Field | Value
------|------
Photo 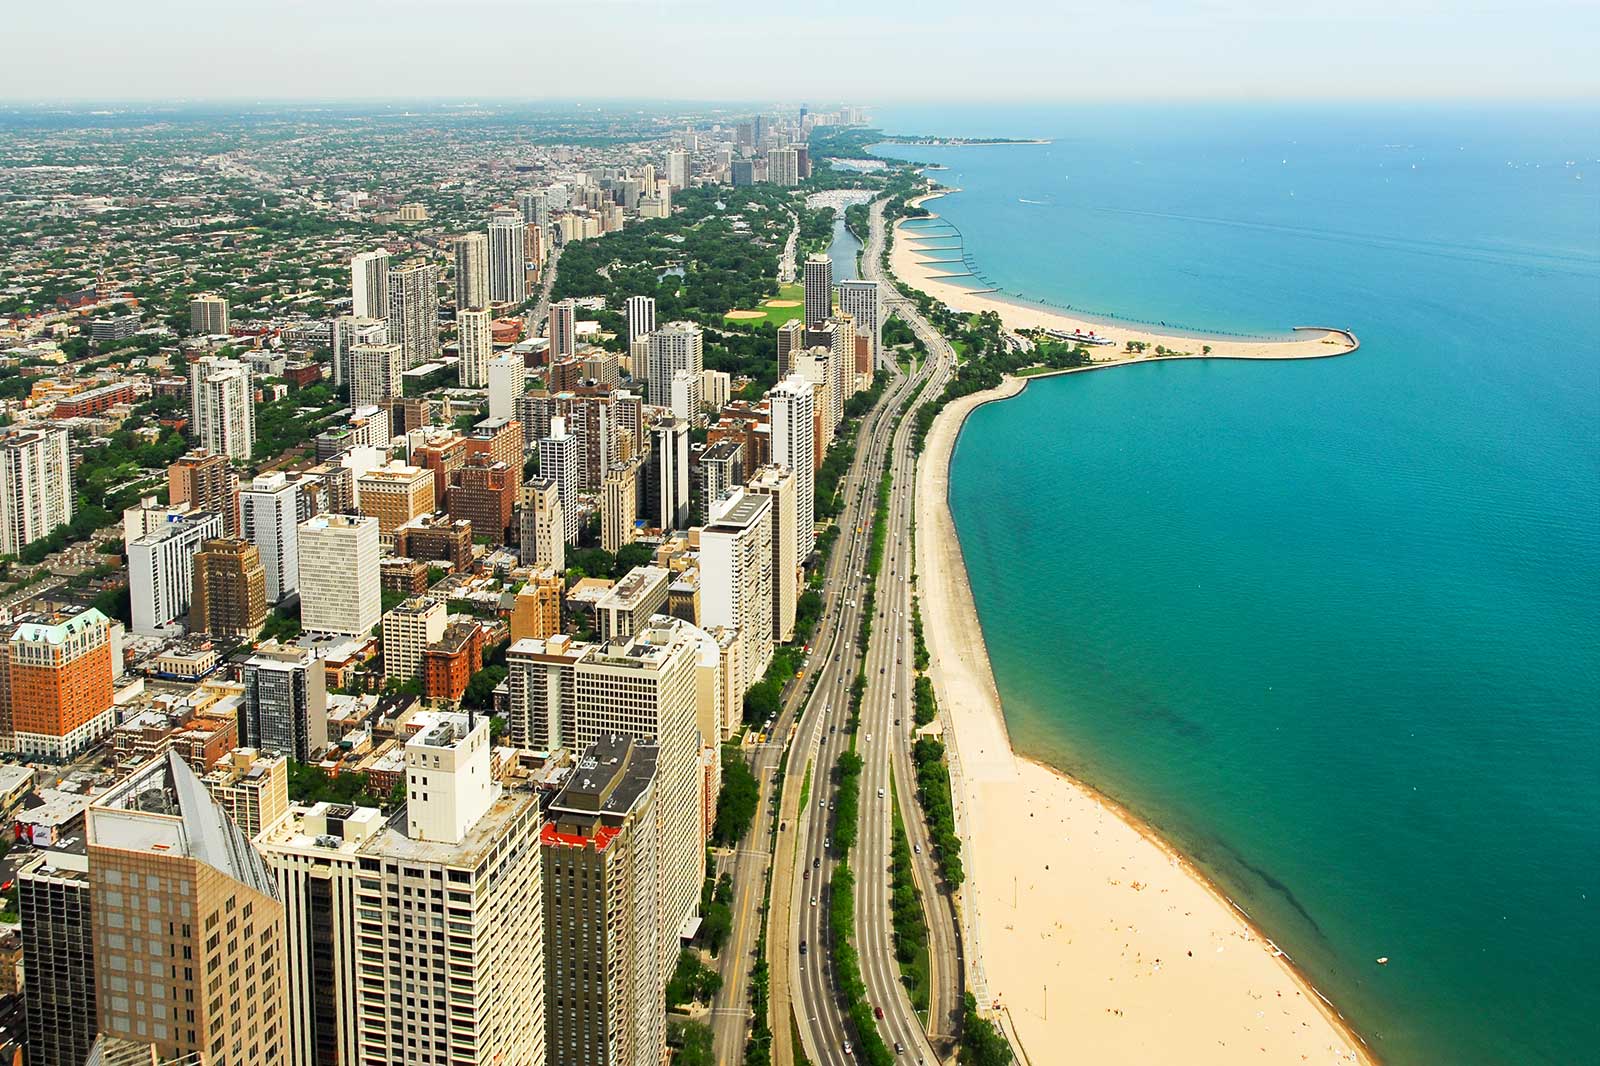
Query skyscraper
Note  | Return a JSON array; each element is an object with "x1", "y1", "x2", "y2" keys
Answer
[
  {"x1": 488, "y1": 352, "x2": 525, "y2": 421},
  {"x1": 549, "y1": 298, "x2": 577, "y2": 360},
  {"x1": 383, "y1": 596, "x2": 447, "y2": 685},
  {"x1": 803, "y1": 253, "x2": 834, "y2": 328},
  {"x1": 240, "y1": 641, "x2": 329, "y2": 762},
  {"x1": 489, "y1": 215, "x2": 528, "y2": 305},
  {"x1": 458, "y1": 307, "x2": 494, "y2": 387},
  {"x1": 770, "y1": 374, "x2": 816, "y2": 573},
  {"x1": 0, "y1": 426, "x2": 73, "y2": 556},
  {"x1": 188, "y1": 293, "x2": 230, "y2": 334},
  {"x1": 349, "y1": 341, "x2": 404, "y2": 407},
  {"x1": 297, "y1": 514, "x2": 381, "y2": 636},
  {"x1": 542, "y1": 736, "x2": 664, "y2": 1066},
  {"x1": 189, "y1": 537, "x2": 268, "y2": 640},
  {"x1": 749, "y1": 465, "x2": 799, "y2": 643},
  {"x1": 626, "y1": 294, "x2": 657, "y2": 346},
  {"x1": 350, "y1": 249, "x2": 391, "y2": 320},
  {"x1": 87, "y1": 751, "x2": 288, "y2": 1066},
  {"x1": 240, "y1": 472, "x2": 304, "y2": 604},
  {"x1": 363, "y1": 714, "x2": 546, "y2": 1065},
  {"x1": 188, "y1": 355, "x2": 256, "y2": 460},
  {"x1": 520, "y1": 478, "x2": 566, "y2": 572},
  {"x1": 452, "y1": 232, "x2": 491, "y2": 310},
  {"x1": 128, "y1": 510, "x2": 223, "y2": 634},
  {"x1": 168, "y1": 450, "x2": 240, "y2": 537},
  {"x1": 4, "y1": 607, "x2": 115, "y2": 761},
  {"x1": 837, "y1": 279, "x2": 882, "y2": 370},
  {"x1": 775, "y1": 318, "x2": 806, "y2": 384},
  {"x1": 602, "y1": 458, "x2": 642, "y2": 553},
  {"x1": 666, "y1": 148, "x2": 689, "y2": 190},
  {"x1": 700, "y1": 489, "x2": 775, "y2": 693},
  {"x1": 386, "y1": 260, "x2": 439, "y2": 368},
  {"x1": 766, "y1": 146, "x2": 800, "y2": 186},
  {"x1": 647, "y1": 321, "x2": 703, "y2": 407},
  {"x1": 538, "y1": 417, "x2": 580, "y2": 545},
  {"x1": 651, "y1": 416, "x2": 691, "y2": 532},
  {"x1": 330, "y1": 313, "x2": 387, "y2": 389},
  {"x1": 519, "y1": 188, "x2": 550, "y2": 228}
]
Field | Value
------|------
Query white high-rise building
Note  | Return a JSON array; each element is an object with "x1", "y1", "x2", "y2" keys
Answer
[
  {"x1": 507, "y1": 618, "x2": 705, "y2": 949},
  {"x1": 549, "y1": 298, "x2": 577, "y2": 360},
  {"x1": 297, "y1": 513, "x2": 381, "y2": 636},
  {"x1": 625, "y1": 295, "x2": 656, "y2": 346},
  {"x1": 669, "y1": 368, "x2": 702, "y2": 427},
  {"x1": 331, "y1": 314, "x2": 387, "y2": 388},
  {"x1": 838, "y1": 279, "x2": 882, "y2": 370},
  {"x1": 700, "y1": 489, "x2": 775, "y2": 694},
  {"x1": 458, "y1": 308, "x2": 494, "y2": 388},
  {"x1": 189, "y1": 355, "x2": 256, "y2": 460},
  {"x1": 381, "y1": 597, "x2": 446, "y2": 684},
  {"x1": 128, "y1": 510, "x2": 223, "y2": 634},
  {"x1": 766, "y1": 146, "x2": 800, "y2": 187},
  {"x1": 748, "y1": 465, "x2": 799, "y2": 643},
  {"x1": 0, "y1": 426, "x2": 73, "y2": 556},
  {"x1": 488, "y1": 352, "x2": 525, "y2": 421},
  {"x1": 261, "y1": 713, "x2": 546, "y2": 1066},
  {"x1": 351, "y1": 249, "x2": 391, "y2": 320},
  {"x1": 489, "y1": 216, "x2": 528, "y2": 305},
  {"x1": 538, "y1": 418, "x2": 580, "y2": 545},
  {"x1": 646, "y1": 322, "x2": 702, "y2": 407},
  {"x1": 240, "y1": 472, "x2": 304, "y2": 604},
  {"x1": 666, "y1": 149, "x2": 689, "y2": 190},
  {"x1": 386, "y1": 261, "x2": 439, "y2": 368},
  {"x1": 803, "y1": 253, "x2": 833, "y2": 328},
  {"x1": 770, "y1": 374, "x2": 816, "y2": 572},
  {"x1": 453, "y1": 232, "x2": 491, "y2": 310},
  {"x1": 350, "y1": 341, "x2": 404, "y2": 407}
]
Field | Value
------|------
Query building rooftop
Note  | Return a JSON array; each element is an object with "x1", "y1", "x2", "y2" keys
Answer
[
  {"x1": 89, "y1": 751, "x2": 276, "y2": 896},
  {"x1": 595, "y1": 566, "x2": 669, "y2": 612}
]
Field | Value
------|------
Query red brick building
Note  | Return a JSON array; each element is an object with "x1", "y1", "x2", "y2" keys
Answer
[{"x1": 422, "y1": 622, "x2": 483, "y2": 701}]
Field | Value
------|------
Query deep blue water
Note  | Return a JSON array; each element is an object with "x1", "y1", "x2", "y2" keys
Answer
[{"x1": 877, "y1": 104, "x2": 1600, "y2": 1066}]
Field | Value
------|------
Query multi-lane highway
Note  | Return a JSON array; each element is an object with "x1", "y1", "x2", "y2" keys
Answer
[
  {"x1": 715, "y1": 190, "x2": 968, "y2": 1066},
  {"x1": 714, "y1": 301, "x2": 929, "y2": 1064},
  {"x1": 849, "y1": 197, "x2": 965, "y2": 1063},
  {"x1": 771, "y1": 195, "x2": 966, "y2": 1066}
]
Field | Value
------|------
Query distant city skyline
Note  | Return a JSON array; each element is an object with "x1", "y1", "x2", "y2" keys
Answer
[{"x1": 2, "y1": 0, "x2": 1595, "y2": 101}]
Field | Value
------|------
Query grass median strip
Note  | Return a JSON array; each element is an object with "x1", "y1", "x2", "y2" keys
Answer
[{"x1": 889, "y1": 769, "x2": 932, "y2": 1018}]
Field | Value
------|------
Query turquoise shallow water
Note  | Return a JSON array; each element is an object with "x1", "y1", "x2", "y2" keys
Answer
[{"x1": 877, "y1": 104, "x2": 1599, "y2": 1066}]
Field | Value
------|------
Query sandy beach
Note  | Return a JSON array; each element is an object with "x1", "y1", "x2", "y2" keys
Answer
[
  {"x1": 914, "y1": 376, "x2": 1378, "y2": 1066},
  {"x1": 893, "y1": 192, "x2": 1357, "y2": 361}
]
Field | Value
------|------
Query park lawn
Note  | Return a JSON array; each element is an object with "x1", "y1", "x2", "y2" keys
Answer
[{"x1": 725, "y1": 282, "x2": 805, "y2": 326}]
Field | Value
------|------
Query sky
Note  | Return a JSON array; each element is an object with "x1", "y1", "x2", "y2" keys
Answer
[{"x1": 3, "y1": 0, "x2": 1596, "y2": 102}]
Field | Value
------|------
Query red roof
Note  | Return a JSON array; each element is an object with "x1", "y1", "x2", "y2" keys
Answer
[{"x1": 540, "y1": 821, "x2": 621, "y2": 852}]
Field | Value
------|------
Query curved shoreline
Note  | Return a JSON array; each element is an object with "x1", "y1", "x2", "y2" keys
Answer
[
  {"x1": 915, "y1": 367, "x2": 1379, "y2": 1066},
  {"x1": 895, "y1": 190, "x2": 1360, "y2": 359}
]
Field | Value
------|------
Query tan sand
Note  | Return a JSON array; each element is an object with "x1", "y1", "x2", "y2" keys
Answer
[
  {"x1": 915, "y1": 377, "x2": 1378, "y2": 1066},
  {"x1": 725, "y1": 309, "x2": 766, "y2": 320},
  {"x1": 894, "y1": 192, "x2": 1357, "y2": 361},
  {"x1": 763, "y1": 299, "x2": 802, "y2": 307}
]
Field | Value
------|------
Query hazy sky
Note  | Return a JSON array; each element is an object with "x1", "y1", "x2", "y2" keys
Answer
[{"x1": 5, "y1": 0, "x2": 1595, "y2": 102}]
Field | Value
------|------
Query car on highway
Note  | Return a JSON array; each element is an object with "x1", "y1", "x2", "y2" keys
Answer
[
  {"x1": 813, "y1": 856, "x2": 821, "y2": 867},
  {"x1": 800, "y1": 940, "x2": 807, "y2": 955},
  {"x1": 913, "y1": 843, "x2": 921, "y2": 854},
  {"x1": 874, "y1": 1005, "x2": 884, "y2": 1020},
  {"x1": 877, "y1": 787, "x2": 885, "y2": 798},
  {"x1": 895, "y1": 1040, "x2": 905, "y2": 1054},
  {"x1": 843, "y1": 1042, "x2": 853, "y2": 1055},
  {"x1": 810, "y1": 896, "x2": 817, "y2": 907}
]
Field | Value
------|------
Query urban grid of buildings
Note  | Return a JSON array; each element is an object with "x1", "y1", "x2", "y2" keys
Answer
[{"x1": 0, "y1": 101, "x2": 885, "y2": 1065}]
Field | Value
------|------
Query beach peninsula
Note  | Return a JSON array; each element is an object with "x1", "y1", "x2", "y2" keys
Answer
[{"x1": 894, "y1": 191, "x2": 1357, "y2": 361}]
